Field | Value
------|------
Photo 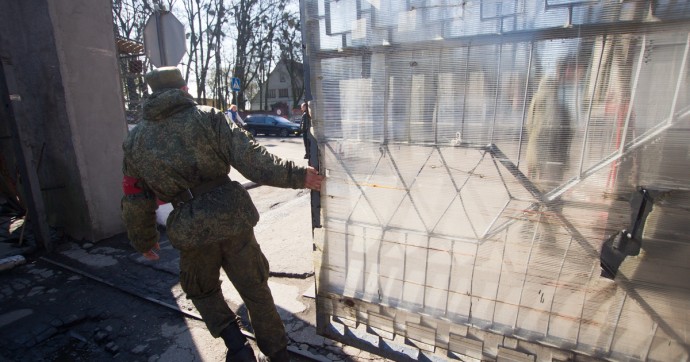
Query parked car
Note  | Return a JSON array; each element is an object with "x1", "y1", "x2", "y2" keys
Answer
[
  {"x1": 290, "y1": 115, "x2": 303, "y2": 126},
  {"x1": 244, "y1": 114, "x2": 301, "y2": 137}
]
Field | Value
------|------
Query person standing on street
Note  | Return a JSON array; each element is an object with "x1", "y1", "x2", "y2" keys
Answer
[
  {"x1": 121, "y1": 67, "x2": 324, "y2": 362},
  {"x1": 300, "y1": 102, "x2": 311, "y2": 159}
]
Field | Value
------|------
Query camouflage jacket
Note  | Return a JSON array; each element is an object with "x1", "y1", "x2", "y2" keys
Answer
[{"x1": 122, "y1": 89, "x2": 306, "y2": 252}]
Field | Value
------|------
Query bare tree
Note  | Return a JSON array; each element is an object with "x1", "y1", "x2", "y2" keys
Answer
[
  {"x1": 230, "y1": 0, "x2": 288, "y2": 110},
  {"x1": 181, "y1": 0, "x2": 212, "y2": 103},
  {"x1": 113, "y1": 0, "x2": 151, "y2": 40},
  {"x1": 179, "y1": 0, "x2": 236, "y2": 108},
  {"x1": 112, "y1": 0, "x2": 181, "y2": 97},
  {"x1": 116, "y1": 0, "x2": 299, "y2": 113},
  {"x1": 113, "y1": 0, "x2": 178, "y2": 42},
  {"x1": 277, "y1": 11, "x2": 303, "y2": 109},
  {"x1": 256, "y1": 29, "x2": 276, "y2": 111},
  {"x1": 242, "y1": 5, "x2": 302, "y2": 111},
  {"x1": 207, "y1": 0, "x2": 229, "y2": 108},
  {"x1": 211, "y1": 52, "x2": 235, "y2": 110},
  {"x1": 112, "y1": 0, "x2": 154, "y2": 118}
]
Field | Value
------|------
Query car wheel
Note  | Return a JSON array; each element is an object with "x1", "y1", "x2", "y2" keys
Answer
[
  {"x1": 280, "y1": 129, "x2": 288, "y2": 137},
  {"x1": 249, "y1": 129, "x2": 257, "y2": 137}
]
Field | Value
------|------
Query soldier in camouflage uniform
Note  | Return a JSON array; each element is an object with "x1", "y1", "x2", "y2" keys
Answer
[{"x1": 121, "y1": 67, "x2": 324, "y2": 362}]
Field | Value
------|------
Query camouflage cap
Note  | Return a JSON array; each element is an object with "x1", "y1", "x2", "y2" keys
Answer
[{"x1": 145, "y1": 66, "x2": 186, "y2": 91}]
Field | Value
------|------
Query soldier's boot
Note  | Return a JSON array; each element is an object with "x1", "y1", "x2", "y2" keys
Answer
[
  {"x1": 220, "y1": 322, "x2": 256, "y2": 362},
  {"x1": 260, "y1": 347, "x2": 290, "y2": 362},
  {"x1": 272, "y1": 347, "x2": 291, "y2": 362}
]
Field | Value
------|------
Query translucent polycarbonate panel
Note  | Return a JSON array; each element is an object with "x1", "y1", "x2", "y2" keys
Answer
[
  {"x1": 305, "y1": 1, "x2": 690, "y2": 360},
  {"x1": 309, "y1": 1, "x2": 690, "y2": 50}
]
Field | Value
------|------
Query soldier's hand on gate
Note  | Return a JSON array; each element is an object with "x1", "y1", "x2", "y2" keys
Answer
[
  {"x1": 305, "y1": 166, "x2": 325, "y2": 191},
  {"x1": 142, "y1": 242, "x2": 161, "y2": 261}
]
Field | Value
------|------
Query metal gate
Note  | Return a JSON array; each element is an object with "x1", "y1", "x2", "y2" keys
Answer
[{"x1": 302, "y1": 1, "x2": 690, "y2": 360}]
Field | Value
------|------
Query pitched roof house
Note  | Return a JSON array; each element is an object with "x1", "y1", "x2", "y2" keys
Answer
[{"x1": 249, "y1": 58, "x2": 304, "y2": 115}]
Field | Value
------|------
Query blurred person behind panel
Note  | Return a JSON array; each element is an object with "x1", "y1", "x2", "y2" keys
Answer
[
  {"x1": 300, "y1": 102, "x2": 311, "y2": 159},
  {"x1": 121, "y1": 67, "x2": 324, "y2": 362},
  {"x1": 525, "y1": 56, "x2": 578, "y2": 193}
]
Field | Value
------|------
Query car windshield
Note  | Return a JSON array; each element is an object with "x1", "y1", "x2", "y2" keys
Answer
[
  {"x1": 246, "y1": 115, "x2": 294, "y2": 125},
  {"x1": 270, "y1": 116, "x2": 292, "y2": 125}
]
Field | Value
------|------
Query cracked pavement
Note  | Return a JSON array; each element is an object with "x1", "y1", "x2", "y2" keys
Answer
[{"x1": 0, "y1": 197, "x2": 382, "y2": 361}]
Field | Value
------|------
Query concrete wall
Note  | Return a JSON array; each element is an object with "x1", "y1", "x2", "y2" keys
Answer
[{"x1": 0, "y1": 0, "x2": 127, "y2": 242}]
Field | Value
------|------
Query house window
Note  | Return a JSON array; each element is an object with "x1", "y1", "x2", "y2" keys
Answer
[
  {"x1": 279, "y1": 88, "x2": 288, "y2": 98},
  {"x1": 280, "y1": 74, "x2": 286, "y2": 82},
  {"x1": 268, "y1": 89, "x2": 276, "y2": 98}
]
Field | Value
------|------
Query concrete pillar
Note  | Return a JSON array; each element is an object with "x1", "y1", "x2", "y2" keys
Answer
[{"x1": 0, "y1": 0, "x2": 127, "y2": 243}]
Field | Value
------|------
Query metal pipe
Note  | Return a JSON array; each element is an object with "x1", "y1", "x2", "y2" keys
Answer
[
  {"x1": 489, "y1": 42, "x2": 503, "y2": 143},
  {"x1": 516, "y1": 41, "x2": 535, "y2": 169},
  {"x1": 668, "y1": 33, "x2": 690, "y2": 126},
  {"x1": 618, "y1": 34, "x2": 647, "y2": 154},
  {"x1": 578, "y1": 34, "x2": 607, "y2": 177}
]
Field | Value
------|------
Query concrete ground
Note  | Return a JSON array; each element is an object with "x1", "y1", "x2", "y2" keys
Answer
[{"x1": 0, "y1": 136, "x2": 387, "y2": 362}]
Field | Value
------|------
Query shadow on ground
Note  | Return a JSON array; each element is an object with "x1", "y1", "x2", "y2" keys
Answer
[{"x1": 0, "y1": 229, "x2": 375, "y2": 361}]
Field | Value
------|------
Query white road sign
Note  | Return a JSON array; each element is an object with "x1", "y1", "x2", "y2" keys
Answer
[{"x1": 143, "y1": 11, "x2": 186, "y2": 67}]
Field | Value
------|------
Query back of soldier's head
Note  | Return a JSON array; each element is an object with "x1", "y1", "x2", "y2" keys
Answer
[{"x1": 145, "y1": 67, "x2": 186, "y2": 92}]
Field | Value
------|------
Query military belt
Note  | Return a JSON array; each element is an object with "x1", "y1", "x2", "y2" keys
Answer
[{"x1": 171, "y1": 175, "x2": 231, "y2": 209}]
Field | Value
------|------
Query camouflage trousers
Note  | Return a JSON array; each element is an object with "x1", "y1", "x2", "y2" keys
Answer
[{"x1": 178, "y1": 228, "x2": 288, "y2": 356}]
